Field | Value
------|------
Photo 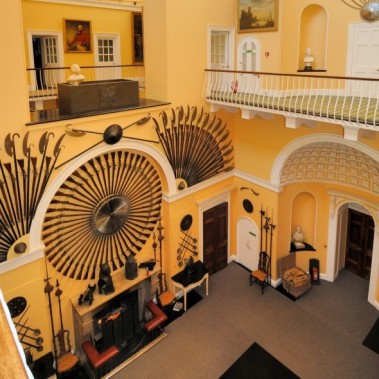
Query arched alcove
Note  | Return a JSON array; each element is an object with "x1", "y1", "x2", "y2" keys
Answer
[
  {"x1": 299, "y1": 4, "x2": 327, "y2": 70},
  {"x1": 291, "y1": 192, "x2": 316, "y2": 247}
]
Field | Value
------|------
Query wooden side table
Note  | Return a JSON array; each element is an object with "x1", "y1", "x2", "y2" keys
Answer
[{"x1": 171, "y1": 261, "x2": 209, "y2": 311}]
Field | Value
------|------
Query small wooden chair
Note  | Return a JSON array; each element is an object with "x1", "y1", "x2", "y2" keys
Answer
[
  {"x1": 250, "y1": 251, "x2": 271, "y2": 294},
  {"x1": 53, "y1": 329, "x2": 80, "y2": 378},
  {"x1": 157, "y1": 272, "x2": 175, "y2": 307}
]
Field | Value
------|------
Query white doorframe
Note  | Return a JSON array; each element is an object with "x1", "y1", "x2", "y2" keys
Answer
[
  {"x1": 346, "y1": 22, "x2": 379, "y2": 77},
  {"x1": 197, "y1": 191, "x2": 231, "y2": 264},
  {"x1": 93, "y1": 33, "x2": 121, "y2": 80},
  {"x1": 327, "y1": 190, "x2": 379, "y2": 310},
  {"x1": 26, "y1": 30, "x2": 64, "y2": 90},
  {"x1": 207, "y1": 25, "x2": 235, "y2": 70},
  {"x1": 237, "y1": 35, "x2": 261, "y2": 72}
]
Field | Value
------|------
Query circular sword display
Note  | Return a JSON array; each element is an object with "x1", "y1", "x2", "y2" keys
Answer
[{"x1": 42, "y1": 151, "x2": 162, "y2": 280}]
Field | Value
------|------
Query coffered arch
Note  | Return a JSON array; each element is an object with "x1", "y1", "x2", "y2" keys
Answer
[{"x1": 272, "y1": 134, "x2": 379, "y2": 196}]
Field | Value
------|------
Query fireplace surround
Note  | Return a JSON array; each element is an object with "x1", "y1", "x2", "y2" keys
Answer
[{"x1": 70, "y1": 266, "x2": 160, "y2": 363}]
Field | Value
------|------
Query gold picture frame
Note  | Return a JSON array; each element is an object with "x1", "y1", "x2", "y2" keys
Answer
[
  {"x1": 238, "y1": 0, "x2": 279, "y2": 33},
  {"x1": 64, "y1": 19, "x2": 92, "y2": 52}
]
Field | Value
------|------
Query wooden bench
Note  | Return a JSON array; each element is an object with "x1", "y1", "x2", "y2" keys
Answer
[
  {"x1": 144, "y1": 300, "x2": 168, "y2": 338},
  {"x1": 81, "y1": 340, "x2": 119, "y2": 379}
]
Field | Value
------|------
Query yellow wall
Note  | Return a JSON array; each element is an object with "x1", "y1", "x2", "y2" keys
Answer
[
  {"x1": 22, "y1": 0, "x2": 135, "y2": 69},
  {"x1": 281, "y1": 0, "x2": 361, "y2": 75}
]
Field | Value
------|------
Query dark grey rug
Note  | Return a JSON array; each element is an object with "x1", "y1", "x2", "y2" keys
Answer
[
  {"x1": 363, "y1": 317, "x2": 379, "y2": 355},
  {"x1": 163, "y1": 290, "x2": 203, "y2": 325},
  {"x1": 220, "y1": 342, "x2": 300, "y2": 379}
]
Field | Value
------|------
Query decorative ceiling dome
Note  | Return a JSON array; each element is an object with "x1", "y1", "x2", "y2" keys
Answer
[{"x1": 281, "y1": 142, "x2": 379, "y2": 194}]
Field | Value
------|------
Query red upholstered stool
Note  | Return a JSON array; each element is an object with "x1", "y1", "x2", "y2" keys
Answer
[
  {"x1": 144, "y1": 300, "x2": 168, "y2": 340},
  {"x1": 81, "y1": 340, "x2": 119, "y2": 379}
]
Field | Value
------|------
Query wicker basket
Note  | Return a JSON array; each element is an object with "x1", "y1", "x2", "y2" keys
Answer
[{"x1": 277, "y1": 253, "x2": 311, "y2": 298}]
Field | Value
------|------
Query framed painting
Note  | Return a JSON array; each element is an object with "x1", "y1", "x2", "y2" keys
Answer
[
  {"x1": 133, "y1": 13, "x2": 144, "y2": 63},
  {"x1": 64, "y1": 19, "x2": 92, "y2": 52},
  {"x1": 238, "y1": 0, "x2": 279, "y2": 33}
]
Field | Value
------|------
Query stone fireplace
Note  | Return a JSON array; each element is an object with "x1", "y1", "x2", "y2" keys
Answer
[{"x1": 70, "y1": 267, "x2": 159, "y2": 362}]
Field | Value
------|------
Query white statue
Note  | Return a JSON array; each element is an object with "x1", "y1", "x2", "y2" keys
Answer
[
  {"x1": 303, "y1": 48, "x2": 314, "y2": 70},
  {"x1": 292, "y1": 225, "x2": 305, "y2": 249},
  {"x1": 67, "y1": 64, "x2": 85, "y2": 86}
]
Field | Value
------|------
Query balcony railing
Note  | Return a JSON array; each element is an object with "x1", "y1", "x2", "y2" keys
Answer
[
  {"x1": 27, "y1": 64, "x2": 145, "y2": 102},
  {"x1": 203, "y1": 69, "x2": 379, "y2": 134}
]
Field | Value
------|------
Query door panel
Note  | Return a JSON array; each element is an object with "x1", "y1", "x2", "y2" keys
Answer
[
  {"x1": 203, "y1": 202, "x2": 228, "y2": 275},
  {"x1": 348, "y1": 24, "x2": 379, "y2": 96},
  {"x1": 345, "y1": 209, "x2": 374, "y2": 279},
  {"x1": 42, "y1": 36, "x2": 61, "y2": 88},
  {"x1": 94, "y1": 34, "x2": 121, "y2": 80}
]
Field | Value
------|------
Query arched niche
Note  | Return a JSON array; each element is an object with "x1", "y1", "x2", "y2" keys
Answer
[
  {"x1": 291, "y1": 192, "x2": 316, "y2": 247},
  {"x1": 298, "y1": 4, "x2": 327, "y2": 71}
]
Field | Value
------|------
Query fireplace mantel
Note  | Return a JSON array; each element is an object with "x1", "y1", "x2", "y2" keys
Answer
[{"x1": 70, "y1": 266, "x2": 160, "y2": 360}]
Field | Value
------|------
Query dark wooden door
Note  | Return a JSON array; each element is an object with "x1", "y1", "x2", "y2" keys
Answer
[
  {"x1": 345, "y1": 209, "x2": 374, "y2": 279},
  {"x1": 203, "y1": 202, "x2": 228, "y2": 275}
]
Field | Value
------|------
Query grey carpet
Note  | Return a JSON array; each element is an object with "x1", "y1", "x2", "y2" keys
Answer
[{"x1": 110, "y1": 262, "x2": 379, "y2": 379}]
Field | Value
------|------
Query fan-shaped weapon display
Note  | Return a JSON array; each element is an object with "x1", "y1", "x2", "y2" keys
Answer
[
  {"x1": 42, "y1": 151, "x2": 162, "y2": 280},
  {"x1": 153, "y1": 106, "x2": 234, "y2": 188}
]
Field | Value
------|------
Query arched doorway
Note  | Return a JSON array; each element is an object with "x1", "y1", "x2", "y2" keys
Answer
[
  {"x1": 237, "y1": 35, "x2": 261, "y2": 90},
  {"x1": 327, "y1": 192, "x2": 379, "y2": 306},
  {"x1": 237, "y1": 217, "x2": 259, "y2": 271}
]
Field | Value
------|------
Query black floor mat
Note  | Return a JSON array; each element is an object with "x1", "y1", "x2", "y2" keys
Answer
[
  {"x1": 363, "y1": 317, "x2": 379, "y2": 355},
  {"x1": 163, "y1": 290, "x2": 203, "y2": 325},
  {"x1": 220, "y1": 342, "x2": 300, "y2": 379}
]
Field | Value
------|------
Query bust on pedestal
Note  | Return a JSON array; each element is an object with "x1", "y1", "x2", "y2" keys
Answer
[
  {"x1": 67, "y1": 64, "x2": 85, "y2": 86},
  {"x1": 292, "y1": 225, "x2": 305, "y2": 249},
  {"x1": 303, "y1": 48, "x2": 314, "y2": 71}
]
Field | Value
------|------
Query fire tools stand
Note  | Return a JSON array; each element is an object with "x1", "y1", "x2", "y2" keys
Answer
[{"x1": 259, "y1": 205, "x2": 276, "y2": 285}]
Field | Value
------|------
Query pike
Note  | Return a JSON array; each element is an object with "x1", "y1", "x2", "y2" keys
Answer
[
  {"x1": 4, "y1": 133, "x2": 25, "y2": 235},
  {"x1": 22, "y1": 132, "x2": 32, "y2": 232},
  {"x1": 34, "y1": 133, "x2": 65, "y2": 209},
  {"x1": 1, "y1": 161, "x2": 22, "y2": 237},
  {"x1": 181, "y1": 115, "x2": 220, "y2": 183},
  {"x1": 29, "y1": 132, "x2": 53, "y2": 229},
  {"x1": 27, "y1": 156, "x2": 38, "y2": 229},
  {"x1": 0, "y1": 189, "x2": 19, "y2": 241},
  {"x1": 187, "y1": 120, "x2": 226, "y2": 177}
]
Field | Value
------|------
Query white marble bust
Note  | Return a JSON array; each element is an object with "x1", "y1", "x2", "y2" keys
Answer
[
  {"x1": 67, "y1": 63, "x2": 85, "y2": 86},
  {"x1": 303, "y1": 48, "x2": 314, "y2": 70},
  {"x1": 292, "y1": 225, "x2": 305, "y2": 249}
]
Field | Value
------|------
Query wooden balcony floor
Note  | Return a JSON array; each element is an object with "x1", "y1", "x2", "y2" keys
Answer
[{"x1": 27, "y1": 98, "x2": 170, "y2": 126}]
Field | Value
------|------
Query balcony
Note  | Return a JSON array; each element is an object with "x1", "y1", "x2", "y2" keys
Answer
[
  {"x1": 26, "y1": 64, "x2": 169, "y2": 125},
  {"x1": 203, "y1": 69, "x2": 379, "y2": 141}
]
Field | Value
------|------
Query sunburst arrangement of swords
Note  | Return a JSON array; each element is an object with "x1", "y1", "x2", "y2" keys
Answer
[
  {"x1": 0, "y1": 132, "x2": 65, "y2": 262},
  {"x1": 153, "y1": 106, "x2": 234, "y2": 188},
  {"x1": 42, "y1": 151, "x2": 162, "y2": 280}
]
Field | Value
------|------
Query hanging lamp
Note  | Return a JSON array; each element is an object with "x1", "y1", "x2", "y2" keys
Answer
[{"x1": 341, "y1": 0, "x2": 379, "y2": 21}]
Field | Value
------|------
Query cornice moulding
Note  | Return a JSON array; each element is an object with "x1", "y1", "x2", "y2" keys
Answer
[{"x1": 26, "y1": 0, "x2": 142, "y2": 12}]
